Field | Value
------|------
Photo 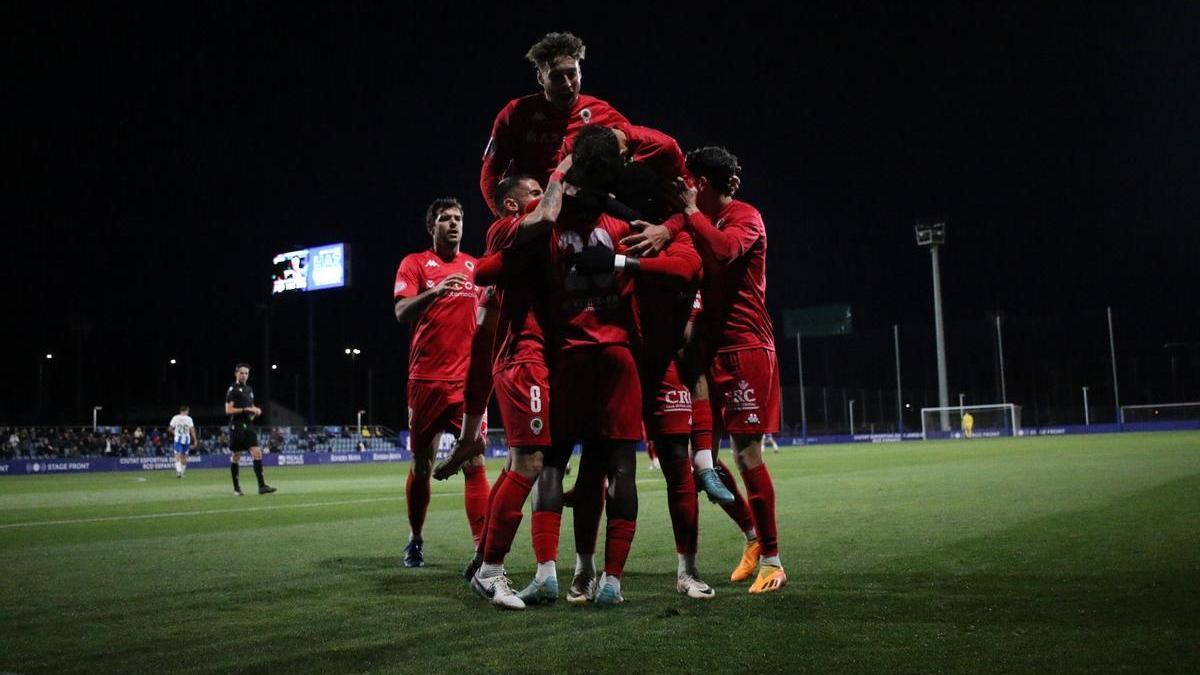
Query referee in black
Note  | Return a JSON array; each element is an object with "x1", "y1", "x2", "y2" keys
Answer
[{"x1": 225, "y1": 363, "x2": 276, "y2": 495}]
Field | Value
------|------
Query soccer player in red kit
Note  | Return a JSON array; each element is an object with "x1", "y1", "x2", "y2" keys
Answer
[
  {"x1": 672, "y1": 147, "x2": 787, "y2": 594},
  {"x1": 480, "y1": 32, "x2": 628, "y2": 214},
  {"x1": 393, "y1": 198, "x2": 489, "y2": 569},
  {"x1": 465, "y1": 160, "x2": 571, "y2": 610},
  {"x1": 554, "y1": 126, "x2": 708, "y2": 604}
]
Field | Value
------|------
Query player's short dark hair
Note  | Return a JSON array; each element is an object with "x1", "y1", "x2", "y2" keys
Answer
[
  {"x1": 492, "y1": 175, "x2": 535, "y2": 212},
  {"x1": 526, "y1": 32, "x2": 585, "y2": 68},
  {"x1": 568, "y1": 125, "x2": 622, "y2": 192},
  {"x1": 685, "y1": 146, "x2": 742, "y2": 195},
  {"x1": 180, "y1": 404, "x2": 189, "y2": 412},
  {"x1": 234, "y1": 362, "x2": 250, "y2": 371},
  {"x1": 425, "y1": 198, "x2": 463, "y2": 232}
]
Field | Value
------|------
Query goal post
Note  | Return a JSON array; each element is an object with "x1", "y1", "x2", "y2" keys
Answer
[
  {"x1": 920, "y1": 403, "x2": 1021, "y2": 440},
  {"x1": 1119, "y1": 402, "x2": 1200, "y2": 424}
]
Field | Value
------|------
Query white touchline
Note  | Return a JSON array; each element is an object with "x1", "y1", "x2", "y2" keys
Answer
[{"x1": 1, "y1": 478, "x2": 671, "y2": 529}]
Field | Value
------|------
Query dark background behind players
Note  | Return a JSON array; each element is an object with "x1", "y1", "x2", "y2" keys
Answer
[{"x1": 7, "y1": 4, "x2": 1199, "y2": 427}]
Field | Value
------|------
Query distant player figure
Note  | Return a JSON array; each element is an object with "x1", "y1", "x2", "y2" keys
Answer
[
  {"x1": 480, "y1": 32, "x2": 628, "y2": 214},
  {"x1": 961, "y1": 412, "x2": 975, "y2": 439},
  {"x1": 764, "y1": 433, "x2": 780, "y2": 453},
  {"x1": 393, "y1": 198, "x2": 489, "y2": 569},
  {"x1": 225, "y1": 363, "x2": 275, "y2": 496},
  {"x1": 168, "y1": 405, "x2": 196, "y2": 478}
]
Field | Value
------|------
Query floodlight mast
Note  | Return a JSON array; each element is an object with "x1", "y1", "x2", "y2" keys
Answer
[{"x1": 915, "y1": 221, "x2": 950, "y2": 431}]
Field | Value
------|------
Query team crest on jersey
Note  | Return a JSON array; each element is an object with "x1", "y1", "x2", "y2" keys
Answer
[
  {"x1": 425, "y1": 259, "x2": 439, "y2": 267},
  {"x1": 465, "y1": 261, "x2": 475, "y2": 270},
  {"x1": 530, "y1": 417, "x2": 544, "y2": 435},
  {"x1": 580, "y1": 108, "x2": 592, "y2": 123}
]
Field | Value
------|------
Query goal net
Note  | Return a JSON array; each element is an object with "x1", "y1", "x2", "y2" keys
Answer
[
  {"x1": 1120, "y1": 402, "x2": 1200, "y2": 424},
  {"x1": 920, "y1": 403, "x2": 1021, "y2": 440}
]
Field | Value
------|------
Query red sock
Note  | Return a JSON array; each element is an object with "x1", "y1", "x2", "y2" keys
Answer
[
  {"x1": 483, "y1": 471, "x2": 533, "y2": 564},
  {"x1": 462, "y1": 464, "x2": 490, "y2": 548},
  {"x1": 572, "y1": 462, "x2": 607, "y2": 556},
  {"x1": 741, "y1": 463, "x2": 779, "y2": 557},
  {"x1": 405, "y1": 468, "x2": 431, "y2": 537},
  {"x1": 660, "y1": 454, "x2": 699, "y2": 554},
  {"x1": 475, "y1": 469, "x2": 507, "y2": 554},
  {"x1": 531, "y1": 511, "x2": 561, "y2": 563},
  {"x1": 691, "y1": 400, "x2": 713, "y2": 452},
  {"x1": 715, "y1": 459, "x2": 756, "y2": 535},
  {"x1": 603, "y1": 518, "x2": 637, "y2": 577}
]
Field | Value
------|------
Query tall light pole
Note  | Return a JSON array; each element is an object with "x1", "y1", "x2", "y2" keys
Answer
[
  {"x1": 344, "y1": 348, "x2": 361, "y2": 423},
  {"x1": 916, "y1": 222, "x2": 950, "y2": 431},
  {"x1": 92, "y1": 406, "x2": 103, "y2": 432},
  {"x1": 38, "y1": 353, "x2": 54, "y2": 422}
]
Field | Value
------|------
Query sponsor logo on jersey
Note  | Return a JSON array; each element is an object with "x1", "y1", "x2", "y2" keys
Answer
[
  {"x1": 530, "y1": 417, "x2": 544, "y2": 435},
  {"x1": 663, "y1": 388, "x2": 693, "y2": 412}
]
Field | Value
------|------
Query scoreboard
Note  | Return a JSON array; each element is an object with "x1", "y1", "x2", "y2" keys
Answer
[{"x1": 272, "y1": 243, "x2": 349, "y2": 295}]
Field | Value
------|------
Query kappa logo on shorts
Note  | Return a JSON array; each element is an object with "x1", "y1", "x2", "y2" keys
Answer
[
  {"x1": 747, "y1": 413, "x2": 761, "y2": 425},
  {"x1": 530, "y1": 417, "x2": 544, "y2": 435}
]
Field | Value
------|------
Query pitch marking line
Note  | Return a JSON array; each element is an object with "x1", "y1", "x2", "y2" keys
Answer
[{"x1": 0, "y1": 477, "x2": 669, "y2": 529}]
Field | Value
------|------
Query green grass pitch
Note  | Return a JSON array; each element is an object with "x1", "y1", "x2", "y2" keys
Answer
[{"x1": 2, "y1": 432, "x2": 1198, "y2": 673}]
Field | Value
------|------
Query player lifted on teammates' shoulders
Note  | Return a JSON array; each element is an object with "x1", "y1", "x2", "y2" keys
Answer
[
  {"x1": 168, "y1": 405, "x2": 196, "y2": 479},
  {"x1": 671, "y1": 147, "x2": 787, "y2": 594},
  {"x1": 393, "y1": 199, "x2": 490, "y2": 569},
  {"x1": 480, "y1": 32, "x2": 628, "y2": 214},
  {"x1": 225, "y1": 363, "x2": 275, "y2": 496}
]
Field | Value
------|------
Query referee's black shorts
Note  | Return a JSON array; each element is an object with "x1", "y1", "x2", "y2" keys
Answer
[{"x1": 230, "y1": 426, "x2": 258, "y2": 453}]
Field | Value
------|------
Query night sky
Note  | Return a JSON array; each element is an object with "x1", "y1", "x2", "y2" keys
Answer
[{"x1": 7, "y1": 3, "x2": 1199, "y2": 427}]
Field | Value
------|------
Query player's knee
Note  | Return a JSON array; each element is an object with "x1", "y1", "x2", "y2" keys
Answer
[{"x1": 411, "y1": 455, "x2": 434, "y2": 478}]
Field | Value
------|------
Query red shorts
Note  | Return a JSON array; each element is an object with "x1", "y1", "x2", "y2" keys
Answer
[
  {"x1": 494, "y1": 361, "x2": 552, "y2": 449},
  {"x1": 708, "y1": 347, "x2": 780, "y2": 435},
  {"x1": 407, "y1": 379, "x2": 479, "y2": 455},
  {"x1": 552, "y1": 345, "x2": 643, "y2": 443},
  {"x1": 642, "y1": 357, "x2": 694, "y2": 438}
]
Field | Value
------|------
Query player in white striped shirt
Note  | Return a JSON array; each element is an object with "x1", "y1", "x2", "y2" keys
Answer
[{"x1": 168, "y1": 405, "x2": 197, "y2": 478}]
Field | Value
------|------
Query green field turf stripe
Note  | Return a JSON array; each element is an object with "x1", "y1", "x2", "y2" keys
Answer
[{"x1": 0, "y1": 495, "x2": 420, "y2": 529}]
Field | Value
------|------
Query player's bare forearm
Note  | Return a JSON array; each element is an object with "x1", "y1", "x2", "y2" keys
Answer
[
  {"x1": 514, "y1": 181, "x2": 563, "y2": 245},
  {"x1": 393, "y1": 290, "x2": 438, "y2": 323}
]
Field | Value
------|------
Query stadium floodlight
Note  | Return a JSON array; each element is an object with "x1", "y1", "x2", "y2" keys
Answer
[
  {"x1": 921, "y1": 403, "x2": 1021, "y2": 440},
  {"x1": 271, "y1": 364, "x2": 278, "y2": 370},
  {"x1": 45, "y1": 353, "x2": 53, "y2": 360},
  {"x1": 915, "y1": 220, "x2": 950, "y2": 431},
  {"x1": 169, "y1": 358, "x2": 177, "y2": 365}
]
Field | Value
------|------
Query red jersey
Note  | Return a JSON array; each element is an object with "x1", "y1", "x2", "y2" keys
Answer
[
  {"x1": 393, "y1": 250, "x2": 481, "y2": 381},
  {"x1": 550, "y1": 209, "x2": 638, "y2": 352},
  {"x1": 636, "y1": 228, "x2": 702, "y2": 360},
  {"x1": 687, "y1": 199, "x2": 775, "y2": 352},
  {"x1": 480, "y1": 93, "x2": 629, "y2": 208},
  {"x1": 484, "y1": 214, "x2": 555, "y2": 372}
]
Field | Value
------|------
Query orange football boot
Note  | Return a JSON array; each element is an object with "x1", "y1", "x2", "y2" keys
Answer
[
  {"x1": 748, "y1": 564, "x2": 787, "y2": 594},
  {"x1": 730, "y1": 539, "x2": 761, "y2": 582}
]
